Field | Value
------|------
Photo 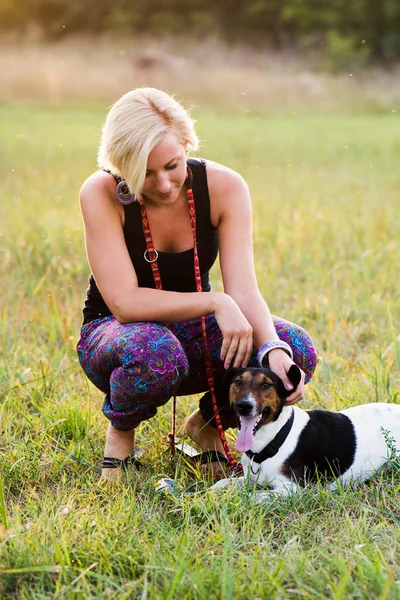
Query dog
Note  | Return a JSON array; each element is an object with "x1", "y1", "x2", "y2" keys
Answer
[{"x1": 212, "y1": 365, "x2": 400, "y2": 498}]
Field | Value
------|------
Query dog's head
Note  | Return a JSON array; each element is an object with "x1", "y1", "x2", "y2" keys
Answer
[{"x1": 219, "y1": 364, "x2": 301, "y2": 452}]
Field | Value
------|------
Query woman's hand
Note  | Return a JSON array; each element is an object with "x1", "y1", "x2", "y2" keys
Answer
[
  {"x1": 214, "y1": 294, "x2": 253, "y2": 369},
  {"x1": 267, "y1": 348, "x2": 305, "y2": 404}
]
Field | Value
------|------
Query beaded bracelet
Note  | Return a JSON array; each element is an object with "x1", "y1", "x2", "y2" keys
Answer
[{"x1": 257, "y1": 340, "x2": 293, "y2": 368}]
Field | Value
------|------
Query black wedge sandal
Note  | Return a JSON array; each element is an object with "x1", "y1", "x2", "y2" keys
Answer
[{"x1": 102, "y1": 454, "x2": 142, "y2": 471}]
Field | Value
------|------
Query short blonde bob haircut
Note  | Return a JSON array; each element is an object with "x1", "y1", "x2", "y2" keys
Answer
[{"x1": 98, "y1": 87, "x2": 199, "y2": 199}]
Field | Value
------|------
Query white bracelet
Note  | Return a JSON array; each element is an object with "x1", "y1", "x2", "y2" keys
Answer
[{"x1": 257, "y1": 340, "x2": 293, "y2": 367}]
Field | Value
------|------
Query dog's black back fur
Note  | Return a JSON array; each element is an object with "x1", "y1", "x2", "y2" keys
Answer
[{"x1": 282, "y1": 410, "x2": 357, "y2": 485}]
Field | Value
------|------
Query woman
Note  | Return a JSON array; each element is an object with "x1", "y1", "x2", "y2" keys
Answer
[{"x1": 76, "y1": 87, "x2": 317, "y2": 479}]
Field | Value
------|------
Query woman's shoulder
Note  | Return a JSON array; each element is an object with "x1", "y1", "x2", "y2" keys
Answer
[
  {"x1": 80, "y1": 169, "x2": 118, "y2": 196},
  {"x1": 79, "y1": 170, "x2": 123, "y2": 221},
  {"x1": 206, "y1": 160, "x2": 248, "y2": 206},
  {"x1": 203, "y1": 159, "x2": 248, "y2": 195},
  {"x1": 199, "y1": 160, "x2": 251, "y2": 227}
]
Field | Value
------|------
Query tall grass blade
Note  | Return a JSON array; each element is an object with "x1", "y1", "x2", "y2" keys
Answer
[{"x1": 0, "y1": 470, "x2": 7, "y2": 529}]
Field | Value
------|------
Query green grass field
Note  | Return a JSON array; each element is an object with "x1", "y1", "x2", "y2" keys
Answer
[{"x1": 1, "y1": 104, "x2": 400, "y2": 599}]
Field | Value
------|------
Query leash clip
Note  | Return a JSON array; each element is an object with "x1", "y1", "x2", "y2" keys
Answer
[{"x1": 144, "y1": 249, "x2": 159, "y2": 263}]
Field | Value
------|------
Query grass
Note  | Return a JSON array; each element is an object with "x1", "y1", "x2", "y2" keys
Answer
[{"x1": 1, "y1": 102, "x2": 400, "y2": 598}]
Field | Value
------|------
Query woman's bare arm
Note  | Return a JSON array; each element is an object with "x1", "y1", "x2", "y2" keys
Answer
[
  {"x1": 207, "y1": 161, "x2": 305, "y2": 399},
  {"x1": 80, "y1": 171, "x2": 232, "y2": 324},
  {"x1": 207, "y1": 162, "x2": 278, "y2": 346}
]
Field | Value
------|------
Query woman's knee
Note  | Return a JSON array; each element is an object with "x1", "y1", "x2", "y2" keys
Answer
[
  {"x1": 272, "y1": 316, "x2": 318, "y2": 383},
  {"x1": 77, "y1": 319, "x2": 190, "y2": 394},
  {"x1": 110, "y1": 323, "x2": 189, "y2": 404},
  {"x1": 125, "y1": 323, "x2": 189, "y2": 383}
]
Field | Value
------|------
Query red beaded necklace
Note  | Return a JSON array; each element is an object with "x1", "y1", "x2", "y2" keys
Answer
[{"x1": 139, "y1": 170, "x2": 240, "y2": 471}]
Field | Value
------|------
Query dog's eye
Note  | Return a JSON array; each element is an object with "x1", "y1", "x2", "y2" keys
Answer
[
  {"x1": 233, "y1": 379, "x2": 243, "y2": 387},
  {"x1": 262, "y1": 382, "x2": 271, "y2": 389}
]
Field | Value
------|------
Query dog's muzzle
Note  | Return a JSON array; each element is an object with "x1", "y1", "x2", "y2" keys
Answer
[
  {"x1": 235, "y1": 399, "x2": 254, "y2": 416},
  {"x1": 235, "y1": 394, "x2": 258, "y2": 418}
]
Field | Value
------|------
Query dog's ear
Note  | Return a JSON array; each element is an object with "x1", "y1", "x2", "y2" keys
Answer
[
  {"x1": 276, "y1": 364, "x2": 302, "y2": 401},
  {"x1": 287, "y1": 364, "x2": 302, "y2": 389},
  {"x1": 217, "y1": 368, "x2": 240, "y2": 403}
]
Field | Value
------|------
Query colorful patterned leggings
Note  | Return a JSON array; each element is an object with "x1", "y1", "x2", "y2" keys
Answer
[{"x1": 77, "y1": 314, "x2": 317, "y2": 431}]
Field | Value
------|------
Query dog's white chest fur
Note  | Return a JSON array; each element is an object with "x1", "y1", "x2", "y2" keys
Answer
[{"x1": 242, "y1": 406, "x2": 309, "y2": 488}]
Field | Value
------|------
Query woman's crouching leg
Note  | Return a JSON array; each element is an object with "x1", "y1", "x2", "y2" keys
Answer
[
  {"x1": 77, "y1": 317, "x2": 189, "y2": 431},
  {"x1": 102, "y1": 324, "x2": 189, "y2": 430},
  {"x1": 78, "y1": 318, "x2": 189, "y2": 480}
]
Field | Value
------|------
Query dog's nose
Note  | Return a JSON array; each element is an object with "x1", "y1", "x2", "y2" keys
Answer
[{"x1": 236, "y1": 399, "x2": 254, "y2": 416}]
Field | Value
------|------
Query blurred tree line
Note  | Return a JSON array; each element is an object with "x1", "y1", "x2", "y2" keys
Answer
[{"x1": 1, "y1": 0, "x2": 400, "y2": 67}]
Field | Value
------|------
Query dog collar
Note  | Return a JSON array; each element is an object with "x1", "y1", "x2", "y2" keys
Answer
[{"x1": 245, "y1": 408, "x2": 295, "y2": 464}]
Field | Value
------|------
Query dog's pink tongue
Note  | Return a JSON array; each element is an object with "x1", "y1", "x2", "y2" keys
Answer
[{"x1": 235, "y1": 416, "x2": 259, "y2": 452}]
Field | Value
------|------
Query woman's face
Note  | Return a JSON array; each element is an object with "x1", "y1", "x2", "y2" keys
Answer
[{"x1": 142, "y1": 131, "x2": 187, "y2": 205}]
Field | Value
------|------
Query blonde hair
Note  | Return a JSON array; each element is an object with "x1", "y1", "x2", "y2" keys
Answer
[{"x1": 98, "y1": 87, "x2": 199, "y2": 198}]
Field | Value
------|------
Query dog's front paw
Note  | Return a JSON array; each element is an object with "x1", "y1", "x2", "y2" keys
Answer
[
  {"x1": 211, "y1": 476, "x2": 245, "y2": 491},
  {"x1": 210, "y1": 477, "x2": 231, "y2": 490},
  {"x1": 254, "y1": 490, "x2": 283, "y2": 504},
  {"x1": 253, "y1": 481, "x2": 298, "y2": 503}
]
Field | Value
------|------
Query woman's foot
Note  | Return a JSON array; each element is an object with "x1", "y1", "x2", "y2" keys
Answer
[
  {"x1": 185, "y1": 409, "x2": 228, "y2": 478},
  {"x1": 101, "y1": 424, "x2": 135, "y2": 482}
]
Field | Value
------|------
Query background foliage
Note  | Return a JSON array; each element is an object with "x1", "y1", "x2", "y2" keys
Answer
[{"x1": 2, "y1": 0, "x2": 400, "y2": 66}]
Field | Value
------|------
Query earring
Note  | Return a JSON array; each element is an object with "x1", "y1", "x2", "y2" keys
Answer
[{"x1": 116, "y1": 181, "x2": 136, "y2": 205}]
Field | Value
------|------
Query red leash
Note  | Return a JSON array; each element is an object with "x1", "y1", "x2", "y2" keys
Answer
[{"x1": 138, "y1": 173, "x2": 241, "y2": 472}]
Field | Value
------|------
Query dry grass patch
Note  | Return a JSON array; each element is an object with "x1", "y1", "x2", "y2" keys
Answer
[{"x1": 2, "y1": 36, "x2": 400, "y2": 113}]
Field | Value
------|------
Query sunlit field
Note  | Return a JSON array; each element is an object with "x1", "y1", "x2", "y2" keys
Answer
[{"x1": 1, "y1": 102, "x2": 400, "y2": 598}]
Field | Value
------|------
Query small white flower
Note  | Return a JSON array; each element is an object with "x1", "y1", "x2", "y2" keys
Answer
[
  {"x1": 25, "y1": 522, "x2": 31, "y2": 530},
  {"x1": 61, "y1": 507, "x2": 69, "y2": 515},
  {"x1": 21, "y1": 368, "x2": 33, "y2": 382}
]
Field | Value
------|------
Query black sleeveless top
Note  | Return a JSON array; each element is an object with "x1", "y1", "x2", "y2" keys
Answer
[{"x1": 82, "y1": 158, "x2": 219, "y2": 324}]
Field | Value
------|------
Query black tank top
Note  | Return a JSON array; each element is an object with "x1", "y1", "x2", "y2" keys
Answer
[{"x1": 82, "y1": 158, "x2": 219, "y2": 324}]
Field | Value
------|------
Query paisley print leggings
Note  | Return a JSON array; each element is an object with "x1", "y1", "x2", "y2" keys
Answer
[{"x1": 77, "y1": 314, "x2": 318, "y2": 431}]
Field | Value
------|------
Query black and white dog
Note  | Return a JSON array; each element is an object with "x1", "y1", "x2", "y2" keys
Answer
[{"x1": 212, "y1": 365, "x2": 400, "y2": 497}]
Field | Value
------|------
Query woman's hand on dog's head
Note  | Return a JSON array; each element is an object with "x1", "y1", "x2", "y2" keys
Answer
[{"x1": 267, "y1": 349, "x2": 305, "y2": 405}]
